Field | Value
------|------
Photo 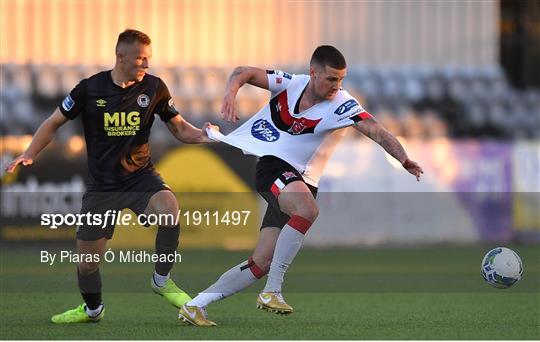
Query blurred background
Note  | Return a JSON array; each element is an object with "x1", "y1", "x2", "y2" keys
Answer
[{"x1": 1, "y1": 0, "x2": 539, "y2": 249}]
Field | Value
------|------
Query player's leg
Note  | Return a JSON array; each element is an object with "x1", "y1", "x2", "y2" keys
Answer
[
  {"x1": 179, "y1": 227, "x2": 280, "y2": 326},
  {"x1": 258, "y1": 180, "x2": 318, "y2": 314},
  {"x1": 77, "y1": 238, "x2": 107, "y2": 312},
  {"x1": 51, "y1": 238, "x2": 107, "y2": 323},
  {"x1": 188, "y1": 227, "x2": 279, "y2": 306},
  {"x1": 145, "y1": 189, "x2": 191, "y2": 308},
  {"x1": 264, "y1": 180, "x2": 318, "y2": 292},
  {"x1": 51, "y1": 190, "x2": 115, "y2": 324}
]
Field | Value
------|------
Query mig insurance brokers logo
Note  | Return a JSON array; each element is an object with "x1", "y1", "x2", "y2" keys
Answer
[
  {"x1": 102, "y1": 94, "x2": 148, "y2": 136},
  {"x1": 104, "y1": 111, "x2": 140, "y2": 136}
]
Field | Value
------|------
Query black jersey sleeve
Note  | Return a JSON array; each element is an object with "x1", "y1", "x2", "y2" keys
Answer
[
  {"x1": 155, "y1": 79, "x2": 180, "y2": 122},
  {"x1": 59, "y1": 79, "x2": 87, "y2": 120}
]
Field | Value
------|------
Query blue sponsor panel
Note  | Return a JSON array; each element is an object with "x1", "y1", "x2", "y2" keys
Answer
[
  {"x1": 61, "y1": 95, "x2": 75, "y2": 111},
  {"x1": 334, "y1": 99, "x2": 359, "y2": 115},
  {"x1": 251, "y1": 119, "x2": 280, "y2": 142}
]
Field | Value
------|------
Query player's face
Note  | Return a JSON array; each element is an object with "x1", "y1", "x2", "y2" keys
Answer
[
  {"x1": 311, "y1": 65, "x2": 347, "y2": 100},
  {"x1": 119, "y1": 42, "x2": 152, "y2": 82}
]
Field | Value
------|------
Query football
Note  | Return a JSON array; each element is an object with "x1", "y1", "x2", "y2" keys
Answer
[{"x1": 481, "y1": 247, "x2": 523, "y2": 289}]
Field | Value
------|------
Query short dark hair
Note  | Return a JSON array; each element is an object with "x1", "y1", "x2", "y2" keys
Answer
[
  {"x1": 310, "y1": 45, "x2": 346, "y2": 69},
  {"x1": 116, "y1": 29, "x2": 151, "y2": 52}
]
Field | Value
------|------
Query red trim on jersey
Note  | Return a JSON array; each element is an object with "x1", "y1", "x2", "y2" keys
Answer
[
  {"x1": 248, "y1": 257, "x2": 266, "y2": 279},
  {"x1": 277, "y1": 91, "x2": 294, "y2": 125},
  {"x1": 287, "y1": 215, "x2": 313, "y2": 234},
  {"x1": 276, "y1": 91, "x2": 322, "y2": 129},
  {"x1": 358, "y1": 111, "x2": 374, "y2": 120},
  {"x1": 270, "y1": 183, "x2": 280, "y2": 198}
]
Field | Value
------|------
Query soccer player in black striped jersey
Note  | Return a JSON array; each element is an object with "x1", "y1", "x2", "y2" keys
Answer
[{"x1": 6, "y1": 29, "x2": 217, "y2": 323}]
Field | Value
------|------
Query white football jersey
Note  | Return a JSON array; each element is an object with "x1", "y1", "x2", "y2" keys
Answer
[{"x1": 211, "y1": 70, "x2": 373, "y2": 187}]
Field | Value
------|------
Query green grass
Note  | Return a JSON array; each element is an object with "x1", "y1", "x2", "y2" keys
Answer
[{"x1": 1, "y1": 246, "x2": 539, "y2": 339}]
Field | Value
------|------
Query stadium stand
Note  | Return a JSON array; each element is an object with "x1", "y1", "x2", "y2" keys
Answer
[{"x1": 1, "y1": 64, "x2": 538, "y2": 138}]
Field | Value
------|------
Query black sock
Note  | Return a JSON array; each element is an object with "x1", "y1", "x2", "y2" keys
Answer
[
  {"x1": 154, "y1": 225, "x2": 180, "y2": 276},
  {"x1": 78, "y1": 268, "x2": 102, "y2": 310}
]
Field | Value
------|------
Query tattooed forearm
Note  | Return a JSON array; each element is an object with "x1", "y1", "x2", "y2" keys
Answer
[
  {"x1": 375, "y1": 129, "x2": 408, "y2": 164},
  {"x1": 228, "y1": 67, "x2": 247, "y2": 83},
  {"x1": 225, "y1": 67, "x2": 250, "y2": 95},
  {"x1": 357, "y1": 119, "x2": 408, "y2": 164}
]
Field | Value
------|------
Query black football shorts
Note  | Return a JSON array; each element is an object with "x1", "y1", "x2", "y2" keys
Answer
[
  {"x1": 255, "y1": 156, "x2": 317, "y2": 229},
  {"x1": 76, "y1": 173, "x2": 171, "y2": 241}
]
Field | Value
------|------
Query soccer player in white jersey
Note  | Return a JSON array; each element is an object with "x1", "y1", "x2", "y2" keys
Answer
[{"x1": 178, "y1": 46, "x2": 423, "y2": 326}]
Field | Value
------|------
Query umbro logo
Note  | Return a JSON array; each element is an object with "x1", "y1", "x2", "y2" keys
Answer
[{"x1": 96, "y1": 99, "x2": 107, "y2": 107}]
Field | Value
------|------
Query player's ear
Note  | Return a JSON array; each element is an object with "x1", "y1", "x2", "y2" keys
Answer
[
  {"x1": 309, "y1": 65, "x2": 316, "y2": 77},
  {"x1": 115, "y1": 43, "x2": 127, "y2": 62}
]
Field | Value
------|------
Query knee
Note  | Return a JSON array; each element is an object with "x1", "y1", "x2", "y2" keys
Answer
[
  {"x1": 293, "y1": 202, "x2": 319, "y2": 222},
  {"x1": 156, "y1": 198, "x2": 179, "y2": 217},
  {"x1": 78, "y1": 261, "x2": 99, "y2": 275},
  {"x1": 147, "y1": 191, "x2": 179, "y2": 216}
]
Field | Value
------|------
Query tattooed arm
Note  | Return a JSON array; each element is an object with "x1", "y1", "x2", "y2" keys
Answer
[
  {"x1": 354, "y1": 118, "x2": 423, "y2": 181},
  {"x1": 221, "y1": 66, "x2": 269, "y2": 122}
]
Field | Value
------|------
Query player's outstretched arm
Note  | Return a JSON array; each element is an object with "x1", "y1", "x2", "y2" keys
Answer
[
  {"x1": 354, "y1": 118, "x2": 423, "y2": 181},
  {"x1": 5, "y1": 108, "x2": 68, "y2": 173},
  {"x1": 221, "y1": 66, "x2": 269, "y2": 123},
  {"x1": 165, "y1": 115, "x2": 218, "y2": 144}
]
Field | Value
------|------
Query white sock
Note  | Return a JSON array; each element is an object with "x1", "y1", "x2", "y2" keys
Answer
[
  {"x1": 153, "y1": 271, "x2": 170, "y2": 287},
  {"x1": 85, "y1": 304, "x2": 103, "y2": 317},
  {"x1": 264, "y1": 215, "x2": 311, "y2": 293},
  {"x1": 187, "y1": 292, "x2": 224, "y2": 308},
  {"x1": 187, "y1": 258, "x2": 264, "y2": 307}
]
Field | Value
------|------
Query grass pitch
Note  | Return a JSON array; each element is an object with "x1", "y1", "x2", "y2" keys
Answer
[{"x1": 1, "y1": 246, "x2": 539, "y2": 339}]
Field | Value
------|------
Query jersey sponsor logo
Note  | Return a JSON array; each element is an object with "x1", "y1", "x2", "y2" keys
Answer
[
  {"x1": 282, "y1": 171, "x2": 297, "y2": 180},
  {"x1": 270, "y1": 91, "x2": 322, "y2": 135},
  {"x1": 96, "y1": 99, "x2": 107, "y2": 107},
  {"x1": 334, "y1": 99, "x2": 359, "y2": 115},
  {"x1": 251, "y1": 119, "x2": 280, "y2": 142},
  {"x1": 61, "y1": 95, "x2": 75, "y2": 111},
  {"x1": 103, "y1": 111, "x2": 141, "y2": 136},
  {"x1": 137, "y1": 94, "x2": 150, "y2": 108}
]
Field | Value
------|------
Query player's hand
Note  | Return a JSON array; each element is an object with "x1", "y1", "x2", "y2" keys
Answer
[
  {"x1": 220, "y1": 92, "x2": 240, "y2": 123},
  {"x1": 402, "y1": 158, "x2": 423, "y2": 181},
  {"x1": 5, "y1": 154, "x2": 34, "y2": 173},
  {"x1": 201, "y1": 122, "x2": 219, "y2": 143}
]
